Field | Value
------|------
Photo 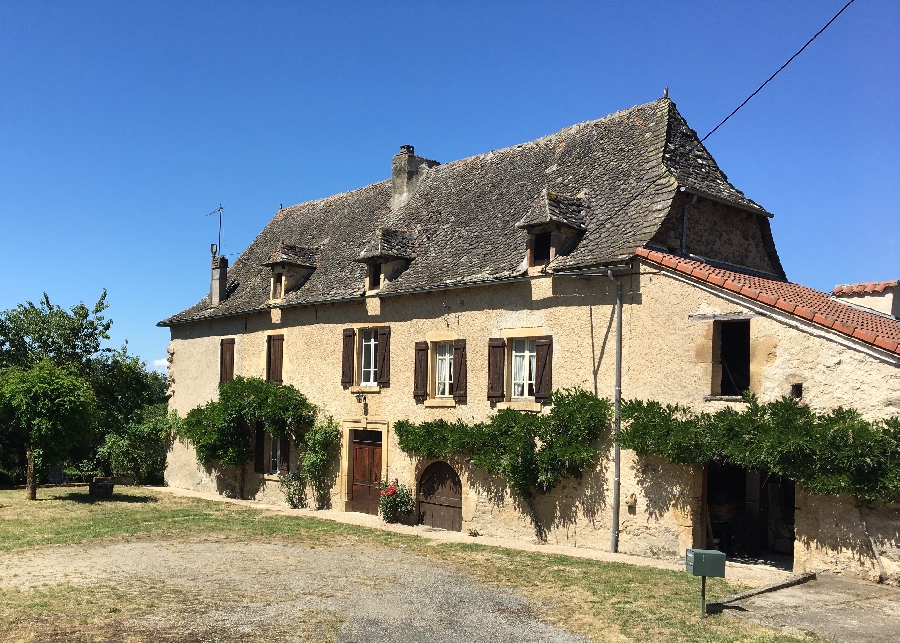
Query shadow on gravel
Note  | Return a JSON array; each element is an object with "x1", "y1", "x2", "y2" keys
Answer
[{"x1": 57, "y1": 492, "x2": 159, "y2": 504}]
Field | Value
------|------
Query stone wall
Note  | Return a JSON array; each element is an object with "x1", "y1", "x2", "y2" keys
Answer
[{"x1": 166, "y1": 262, "x2": 899, "y2": 571}]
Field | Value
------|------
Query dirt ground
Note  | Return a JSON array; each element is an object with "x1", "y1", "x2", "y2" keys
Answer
[
  {"x1": 1, "y1": 537, "x2": 588, "y2": 643},
  {"x1": 727, "y1": 572, "x2": 900, "y2": 643}
]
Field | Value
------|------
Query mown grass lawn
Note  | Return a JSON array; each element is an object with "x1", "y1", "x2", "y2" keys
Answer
[{"x1": 0, "y1": 487, "x2": 816, "y2": 642}]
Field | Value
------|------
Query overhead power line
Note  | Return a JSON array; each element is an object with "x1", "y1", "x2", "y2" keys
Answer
[{"x1": 699, "y1": 0, "x2": 857, "y2": 143}]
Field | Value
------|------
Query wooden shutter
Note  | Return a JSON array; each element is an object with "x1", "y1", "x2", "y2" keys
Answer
[
  {"x1": 487, "y1": 338, "x2": 506, "y2": 401},
  {"x1": 453, "y1": 339, "x2": 467, "y2": 403},
  {"x1": 341, "y1": 328, "x2": 355, "y2": 386},
  {"x1": 279, "y1": 435, "x2": 290, "y2": 475},
  {"x1": 266, "y1": 334, "x2": 284, "y2": 384},
  {"x1": 534, "y1": 335, "x2": 553, "y2": 401},
  {"x1": 413, "y1": 341, "x2": 428, "y2": 401},
  {"x1": 376, "y1": 326, "x2": 391, "y2": 387},
  {"x1": 220, "y1": 338, "x2": 235, "y2": 383},
  {"x1": 254, "y1": 423, "x2": 265, "y2": 474}
]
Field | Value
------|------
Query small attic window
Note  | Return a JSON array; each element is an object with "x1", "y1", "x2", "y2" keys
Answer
[
  {"x1": 533, "y1": 232, "x2": 552, "y2": 263},
  {"x1": 367, "y1": 262, "x2": 382, "y2": 291}
]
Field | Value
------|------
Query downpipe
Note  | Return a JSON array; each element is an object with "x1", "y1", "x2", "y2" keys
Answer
[{"x1": 610, "y1": 271, "x2": 622, "y2": 553}]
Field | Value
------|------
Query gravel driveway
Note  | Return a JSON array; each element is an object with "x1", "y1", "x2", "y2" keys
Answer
[{"x1": 2, "y1": 537, "x2": 587, "y2": 643}]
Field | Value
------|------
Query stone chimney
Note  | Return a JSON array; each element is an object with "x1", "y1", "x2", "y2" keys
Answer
[
  {"x1": 210, "y1": 255, "x2": 228, "y2": 306},
  {"x1": 391, "y1": 145, "x2": 439, "y2": 210}
]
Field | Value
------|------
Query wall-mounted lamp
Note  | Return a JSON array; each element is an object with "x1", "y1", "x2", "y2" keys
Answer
[{"x1": 354, "y1": 393, "x2": 367, "y2": 404}]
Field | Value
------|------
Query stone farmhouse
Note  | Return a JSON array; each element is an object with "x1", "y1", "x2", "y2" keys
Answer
[{"x1": 161, "y1": 97, "x2": 900, "y2": 584}]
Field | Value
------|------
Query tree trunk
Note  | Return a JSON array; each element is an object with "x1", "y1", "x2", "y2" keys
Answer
[
  {"x1": 25, "y1": 446, "x2": 37, "y2": 501},
  {"x1": 238, "y1": 465, "x2": 245, "y2": 500},
  {"x1": 524, "y1": 496, "x2": 547, "y2": 542}
]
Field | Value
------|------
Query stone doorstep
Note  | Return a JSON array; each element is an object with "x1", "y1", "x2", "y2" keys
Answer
[{"x1": 149, "y1": 485, "x2": 794, "y2": 588}]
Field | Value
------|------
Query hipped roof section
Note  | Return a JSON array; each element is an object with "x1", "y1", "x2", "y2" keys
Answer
[{"x1": 160, "y1": 98, "x2": 775, "y2": 326}]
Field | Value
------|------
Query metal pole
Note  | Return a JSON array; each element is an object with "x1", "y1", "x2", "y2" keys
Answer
[
  {"x1": 701, "y1": 575, "x2": 707, "y2": 618},
  {"x1": 610, "y1": 281, "x2": 622, "y2": 553}
]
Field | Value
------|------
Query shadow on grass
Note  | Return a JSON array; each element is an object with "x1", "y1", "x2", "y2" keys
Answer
[
  {"x1": 706, "y1": 603, "x2": 747, "y2": 615},
  {"x1": 56, "y1": 492, "x2": 159, "y2": 504}
]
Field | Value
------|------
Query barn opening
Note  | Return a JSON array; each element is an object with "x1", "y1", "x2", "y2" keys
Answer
[{"x1": 705, "y1": 462, "x2": 795, "y2": 569}]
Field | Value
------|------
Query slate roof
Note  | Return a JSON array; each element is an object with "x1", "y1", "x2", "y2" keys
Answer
[
  {"x1": 262, "y1": 243, "x2": 319, "y2": 268},
  {"x1": 356, "y1": 227, "x2": 417, "y2": 262},
  {"x1": 160, "y1": 98, "x2": 776, "y2": 326},
  {"x1": 516, "y1": 189, "x2": 586, "y2": 230},
  {"x1": 636, "y1": 248, "x2": 900, "y2": 356},
  {"x1": 833, "y1": 280, "x2": 899, "y2": 296}
]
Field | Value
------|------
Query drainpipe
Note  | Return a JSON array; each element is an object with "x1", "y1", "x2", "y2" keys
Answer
[
  {"x1": 681, "y1": 194, "x2": 698, "y2": 256},
  {"x1": 609, "y1": 271, "x2": 623, "y2": 553}
]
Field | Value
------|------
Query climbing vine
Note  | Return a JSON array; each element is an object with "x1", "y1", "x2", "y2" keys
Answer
[
  {"x1": 620, "y1": 395, "x2": 900, "y2": 503},
  {"x1": 394, "y1": 388, "x2": 613, "y2": 499}
]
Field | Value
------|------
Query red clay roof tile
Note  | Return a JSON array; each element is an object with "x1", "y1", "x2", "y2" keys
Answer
[
  {"x1": 635, "y1": 247, "x2": 900, "y2": 355},
  {"x1": 832, "y1": 280, "x2": 899, "y2": 296}
]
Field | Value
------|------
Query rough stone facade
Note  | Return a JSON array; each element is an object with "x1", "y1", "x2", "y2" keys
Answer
[{"x1": 165, "y1": 265, "x2": 900, "y2": 580}]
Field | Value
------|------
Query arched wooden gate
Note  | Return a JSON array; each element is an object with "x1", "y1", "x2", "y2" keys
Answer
[{"x1": 418, "y1": 461, "x2": 462, "y2": 531}]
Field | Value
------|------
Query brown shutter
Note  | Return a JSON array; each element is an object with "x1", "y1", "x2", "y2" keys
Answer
[
  {"x1": 254, "y1": 423, "x2": 265, "y2": 474},
  {"x1": 413, "y1": 341, "x2": 428, "y2": 401},
  {"x1": 453, "y1": 339, "x2": 467, "y2": 403},
  {"x1": 341, "y1": 328, "x2": 355, "y2": 387},
  {"x1": 266, "y1": 334, "x2": 284, "y2": 384},
  {"x1": 376, "y1": 326, "x2": 391, "y2": 387},
  {"x1": 279, "y1": 435, "x2": 290, "y2": 475},
  {"x1": 534, "y1": 335, "x2": 553, "y2": 401},
  {"x1": 487, "y1": 338, "x2": 506, "y2": 401},
  {"x1": 220, "y1": 338, "x2": 235, "y2": 383}
]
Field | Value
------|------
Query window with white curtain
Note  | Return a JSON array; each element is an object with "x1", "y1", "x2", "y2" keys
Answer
[
  {"x1": 511, "y1": 339, "x2": 537, "y2": 398},
  {"x1": 434, "y1": 342, "x2": 454, "y2": 397},
  {"x1": 360, "y1": 329, "x2": 378, "y2": 385}
]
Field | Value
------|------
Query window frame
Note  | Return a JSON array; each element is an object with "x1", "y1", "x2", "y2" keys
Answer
[
  {"x1": 359, "y1": 328, "x2": 379, "y2": 386},
  {"x1": 268, "y1": 433, "x2": 281, "y2": 475},
  {"x1": 432, "y1": 341, "x2": 455, "y2": 398},
  {"x1": 509, "y1": 338, "x2": 538, "y2": 399}
]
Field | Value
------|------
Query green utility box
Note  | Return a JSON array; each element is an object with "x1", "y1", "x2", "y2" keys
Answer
[{"x1": 685, "y1": 549, "x2": 726, "y2": 578}]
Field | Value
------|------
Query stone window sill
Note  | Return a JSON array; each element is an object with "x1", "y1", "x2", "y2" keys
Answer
[
  {"x1": 262, "y1": 473, "x2": 282, "y2": 482},
  {"x1": 496, "y1": 401, "x2": 543, "y2": 412},
  {"x1": 424, "y1": 398, "x2": 456, "y2": 408},
  {"x1": 703, "y1": 395, "x2": 748, "y2": 403},
  {"x1": 351, "y1": 385, "x2": 381, "y2": 394}
]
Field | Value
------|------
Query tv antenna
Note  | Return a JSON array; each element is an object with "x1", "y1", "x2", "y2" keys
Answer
[{"x1": 206, "y1": 204, "x2": 223, "y2": 257}]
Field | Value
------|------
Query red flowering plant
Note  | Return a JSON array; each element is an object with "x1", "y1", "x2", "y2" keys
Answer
[{"x1": 377, "y1": 478, "x2": 415, "y2": 523}]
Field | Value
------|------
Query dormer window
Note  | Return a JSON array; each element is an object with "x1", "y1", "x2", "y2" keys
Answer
[
  {"x1": 262, "y1": 242, "x2": 319, "y2": 302},
  {"x1": 355, "y1": 227, "x2": 416, "y2": 294},
  {"x1": 516, "y1": 188, "x2": 587, "y2": 273}
]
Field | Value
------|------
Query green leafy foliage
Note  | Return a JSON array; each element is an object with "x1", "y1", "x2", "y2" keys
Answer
[
  {"x1": 98, "y1": 404, "x2": 180, "y2": 484},
  {"x1": 180, "y1": 376, "x2": 316, "y2": 470},
  {"x1": 395, "y1": 388, "x2": 613, "y2": 498},
  {"x1": 377, "y1": 478, "x2": 416, "y2": 523},
  {"x1": 0, "y1": 292, "x2": 112, "y2": 373},
  {"x1": 621, "y1": 395, "x2": 900, "y2": 502},
  {"x1": 297, "y1": 411, "x2": 341, "y2": 508},
  {"x1": 278, "y1": 470, "x2": 306, "y2": 509}
]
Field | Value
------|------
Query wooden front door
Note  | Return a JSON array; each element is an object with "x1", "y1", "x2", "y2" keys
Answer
[
  {"x1": 351, "y1": 436, "x2": 382, "y2": 515},
  {"x1": 418, "y1": 461, "x2": 462, "y2": 531}
]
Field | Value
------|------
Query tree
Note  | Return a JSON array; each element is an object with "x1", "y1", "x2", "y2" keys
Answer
[
  {"x1": 0, "y1": 291, "x2": 112, "y2": 373},
  {"x1": 180, "y1": 376, "x2": 316, "y2": 498},
  {"x1": 0, "y1": 360, "x2": 96, "y2": 499},
  {"x1": 98, "y1": 403, "x2": 179, "y2": 484}
]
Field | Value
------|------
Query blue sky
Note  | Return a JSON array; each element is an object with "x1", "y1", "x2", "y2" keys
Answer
[{"x1": 1, "y1": 1, "x2": 897, "y2": 371}]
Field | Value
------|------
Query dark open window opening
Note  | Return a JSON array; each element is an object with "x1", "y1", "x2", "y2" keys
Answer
[
  {"x1": 719, "y1": 320, "x2": 750, "y2": 396},
  {"x1": 532, "y1": 232, "x2": 552, "y2": 263},
  {"x1": 368, "y1": 262, "x2": 382, "y2": 289},
  {"x1": 790, "y1": 383, "x2": 803, "y2": 399}
]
